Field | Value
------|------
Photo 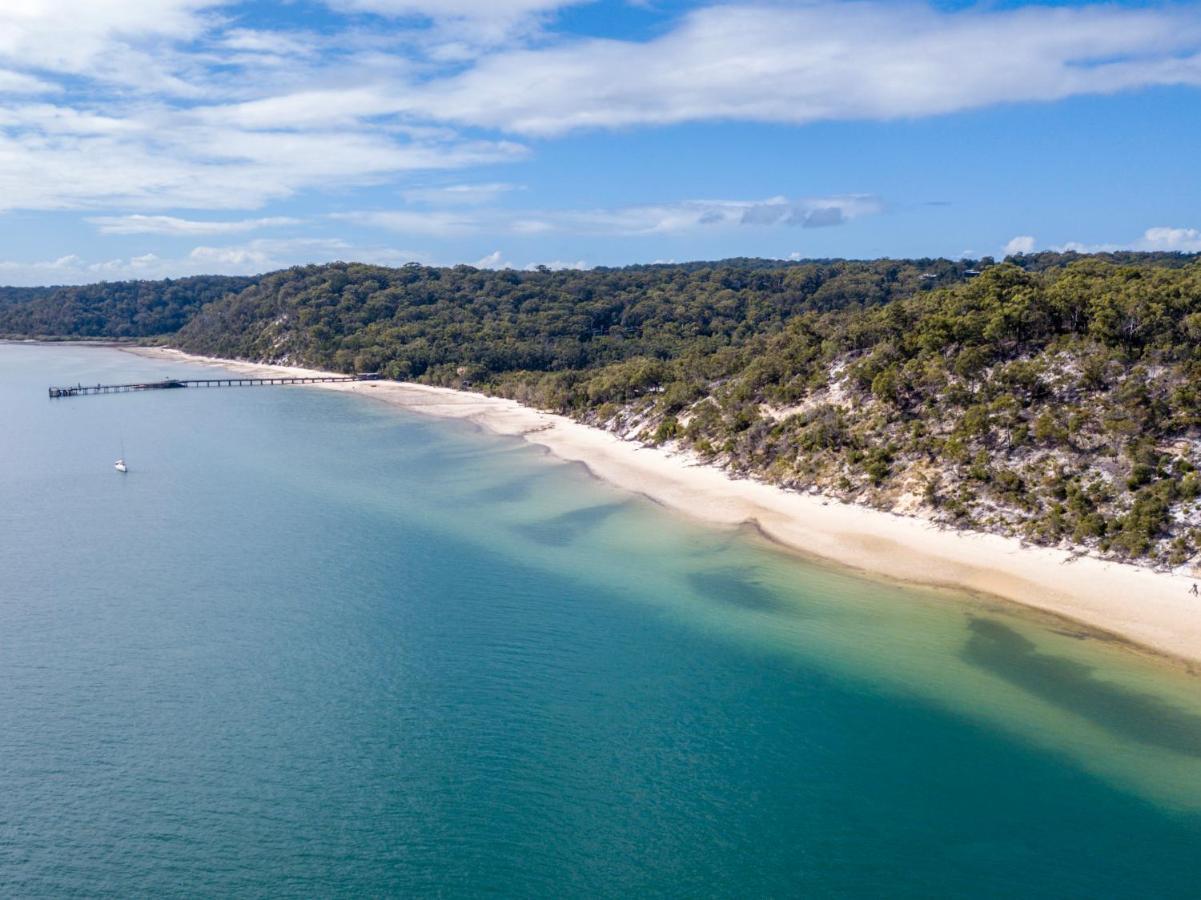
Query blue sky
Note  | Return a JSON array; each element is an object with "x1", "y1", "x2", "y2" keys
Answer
[{"x1": 1, "y1": 0, "x2": 1199, "y2": 284}]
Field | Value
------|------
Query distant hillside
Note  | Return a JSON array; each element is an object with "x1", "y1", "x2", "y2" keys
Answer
[
  {"x1": 0, "y1": 275, "x2": 255, "y2": 338},
  {"x1": 0, "y1": 286, "x2": 55, "y2": 307},
  {"x1": 174, "y1": 258, "x2": 982, "y2": 376},
  {"x1": 4, "y1": 252, "x2": 1200, "y2": 566}
]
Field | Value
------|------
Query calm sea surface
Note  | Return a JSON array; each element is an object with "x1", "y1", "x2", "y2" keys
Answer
[{"x1": 3, "y1": 343, "x2": 1201, "y2": 897}]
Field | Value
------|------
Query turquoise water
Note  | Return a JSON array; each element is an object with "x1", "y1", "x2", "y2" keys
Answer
[{"x1": 3, "y1": 343, "x2": 1201, "y2": 897}]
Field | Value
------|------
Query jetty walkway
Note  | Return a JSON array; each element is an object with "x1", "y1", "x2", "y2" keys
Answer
[{"x1": 49, "y1": 373, "x2": 379, "y2": 398}]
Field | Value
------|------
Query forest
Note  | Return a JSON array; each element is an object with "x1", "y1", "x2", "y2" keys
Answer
[
  {"x1": 3, "y1": 251, "x2": 1199, "y2": 566},
  {"x1": 0, "y1": 275, "x2": 253, "y2": 338}
]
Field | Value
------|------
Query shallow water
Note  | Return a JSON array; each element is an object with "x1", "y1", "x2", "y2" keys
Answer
[{"x1": 3, "y1": 343, "x2": 1201, "y2": 897}]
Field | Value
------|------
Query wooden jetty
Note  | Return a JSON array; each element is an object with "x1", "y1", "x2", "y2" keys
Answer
[{"x1": 49, "y1": 373, "x2": 380, "y2": 398}]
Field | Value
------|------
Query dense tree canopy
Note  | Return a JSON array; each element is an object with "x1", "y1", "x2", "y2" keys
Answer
[
  {"x1": 173, "y1": 258, "x2": 986, "y2": 378},
  {"x1": 0, "y1": 286, "x2": 54, "y2": 307},
  {"x1": 4, "y1": 252, "x2": 1200, "y2": 565},
  {"x1": 0, "y1": 275, "x2": 253, "y2": 338}
]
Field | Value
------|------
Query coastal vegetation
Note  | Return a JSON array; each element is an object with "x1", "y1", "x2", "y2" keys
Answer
[
  {"x1": 0, "y1": 275, "x2": 253, "y2": 339},
  {"x1": 4, "y1": 252, "x2": 1200, "y2": 567}
]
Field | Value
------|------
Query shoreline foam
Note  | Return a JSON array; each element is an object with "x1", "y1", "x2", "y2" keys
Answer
[{"x1": 125, "y1": 345, "x2": 1201, "y2": 669}]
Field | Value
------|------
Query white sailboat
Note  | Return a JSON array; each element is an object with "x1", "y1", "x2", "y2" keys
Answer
[{"x1": 115, "y1": 438, "x2": 127, "y2": 473}]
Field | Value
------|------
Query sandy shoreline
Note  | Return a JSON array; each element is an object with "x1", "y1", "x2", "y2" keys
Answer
[{"x1": 127, "y1": 345, "x2": 1201, "y2": 669}]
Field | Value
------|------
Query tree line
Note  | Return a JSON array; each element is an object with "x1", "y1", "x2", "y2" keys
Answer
[{"x1": 3, "y1": 252, "x2": 1199, "y2": 564}]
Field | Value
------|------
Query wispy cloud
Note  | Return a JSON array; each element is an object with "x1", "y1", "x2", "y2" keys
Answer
[
  {"x1": 0, "y1": 116, "x2": 526, "y2": 211},
  {"x1": 88, "y1": 215, "x2": 306, "y2": 236},
  {"x1": 396, "y1": 2, "x2": 1201, "y2": 135},
  {"x1": 0, "y1": 69, "x2": 59, "y2": 94},
  {"x1": 0, "y1": 251, "x2": 183, "y2": 285},
  {"x1": 0, "y1": 238, "x2": 431, "y2": 285},
  {"x1": 401, "y1": 182, "x2": 521, "y2": 206},
  {"x1": 0, "y1": 1, "x2": 1197, "y2": 217},
  {"x1": 326, "y1": 0, "x2": 589, "y2": 54},
  {"x1": 186, "y1": 238, "x2": 355, "y2": 270},
  {"x1": 341, "y1": 194, "x2": 884, "y2": 237},
  {"x1": 0, "y1": 2, "x2": 528, "y2": 211},
  {"x1": 332, "y1": 209, "x2": 485, "y2": 237}
]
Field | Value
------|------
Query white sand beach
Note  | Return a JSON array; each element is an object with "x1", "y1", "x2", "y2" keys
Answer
[{"x1": 128, "y1": 346, "x2": 1201, "y2": 669}]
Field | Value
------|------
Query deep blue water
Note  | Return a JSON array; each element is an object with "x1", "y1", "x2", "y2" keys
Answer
[{"x1": 3, "y1": 344, "x2": 1201, "y2": 897}]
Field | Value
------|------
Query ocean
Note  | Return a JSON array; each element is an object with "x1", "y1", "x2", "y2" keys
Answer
[{"x1": 3, "y1": 342, "x2": 1201, "y2": 897}]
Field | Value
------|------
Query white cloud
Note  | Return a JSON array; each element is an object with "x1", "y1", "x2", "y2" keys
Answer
[
  {"x1": 1057, "y1": 227, "x2": 1201, "y2": 254},
  {"x1": 472, "y1": 250, "x2": 511, "y2": 269},
  {"x1": 88, "y1": 214, "x2": 305, "y2": 236},
  {"x1": 329, "y1": 0, "x2": 576, "y2": 14},
  {"x1": 399, "y1": 2, "x2": 1201, "y2": 135},
  {"x1": 0, "y1": 69, "x2": 58, "y2": 94},
  {"x1": 185, "y1": 238, "x2": 350, "y2": 270},
  {"x1": 0, "y1": 0, "x2": 1197, "y2": 233},
  {"x1": 1004, "y1": 235, "x2": 1037, "y2": 255},
  {"x1": 324, "y1": 0, "x2": 587, "y2": 52},
  {"x1": 464, "y1": 250, "x2": 586, "y2": 271},
  {"x1": 548, "y1": 195, "x2": 885, "y2": 235},
  {"x1": 341, "y1": 194, "x2": 884, "y2": 237},
  {"x1": 0, "y1": 254, "x2": 86, "y2": 280},
  {"x1": 184, "y1": 237, "x2": 430, "y2": 271},
  {"x1": 216, "y1": 28, "x2": 321, "y2": 59},
  {"x1": 0, "y1": 2, "x2": 530, "y2": 212},
  {"x1": 0, "y1": 0, "x2": 222, "y2": 93},
  {"x1": 0, "y1": 238, "x2": 432, "y2": 285},
  {"x1": 1139, "y1": 226, "x2": 1201, "y2": 252},
  {"x1": 0, "y1": 113, "x2": 527, "y2": 210},
  {"x1": 199, "y1": 87, "x2": 407, "y2": 131},
  {"x1": 332, "y1": 209, "x2": 484, "y2": 237},
  {"x1": 0, "y1": 251, "x2": 191, "y2": 284},
  {"x1": 401, "y1": 182, "x2": 520, "y2": 206}
]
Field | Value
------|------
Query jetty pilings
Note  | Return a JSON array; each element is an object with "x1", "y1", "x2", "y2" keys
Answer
[{"x1": 48, "y1": 373, "x2": 380, "y2": 398}]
